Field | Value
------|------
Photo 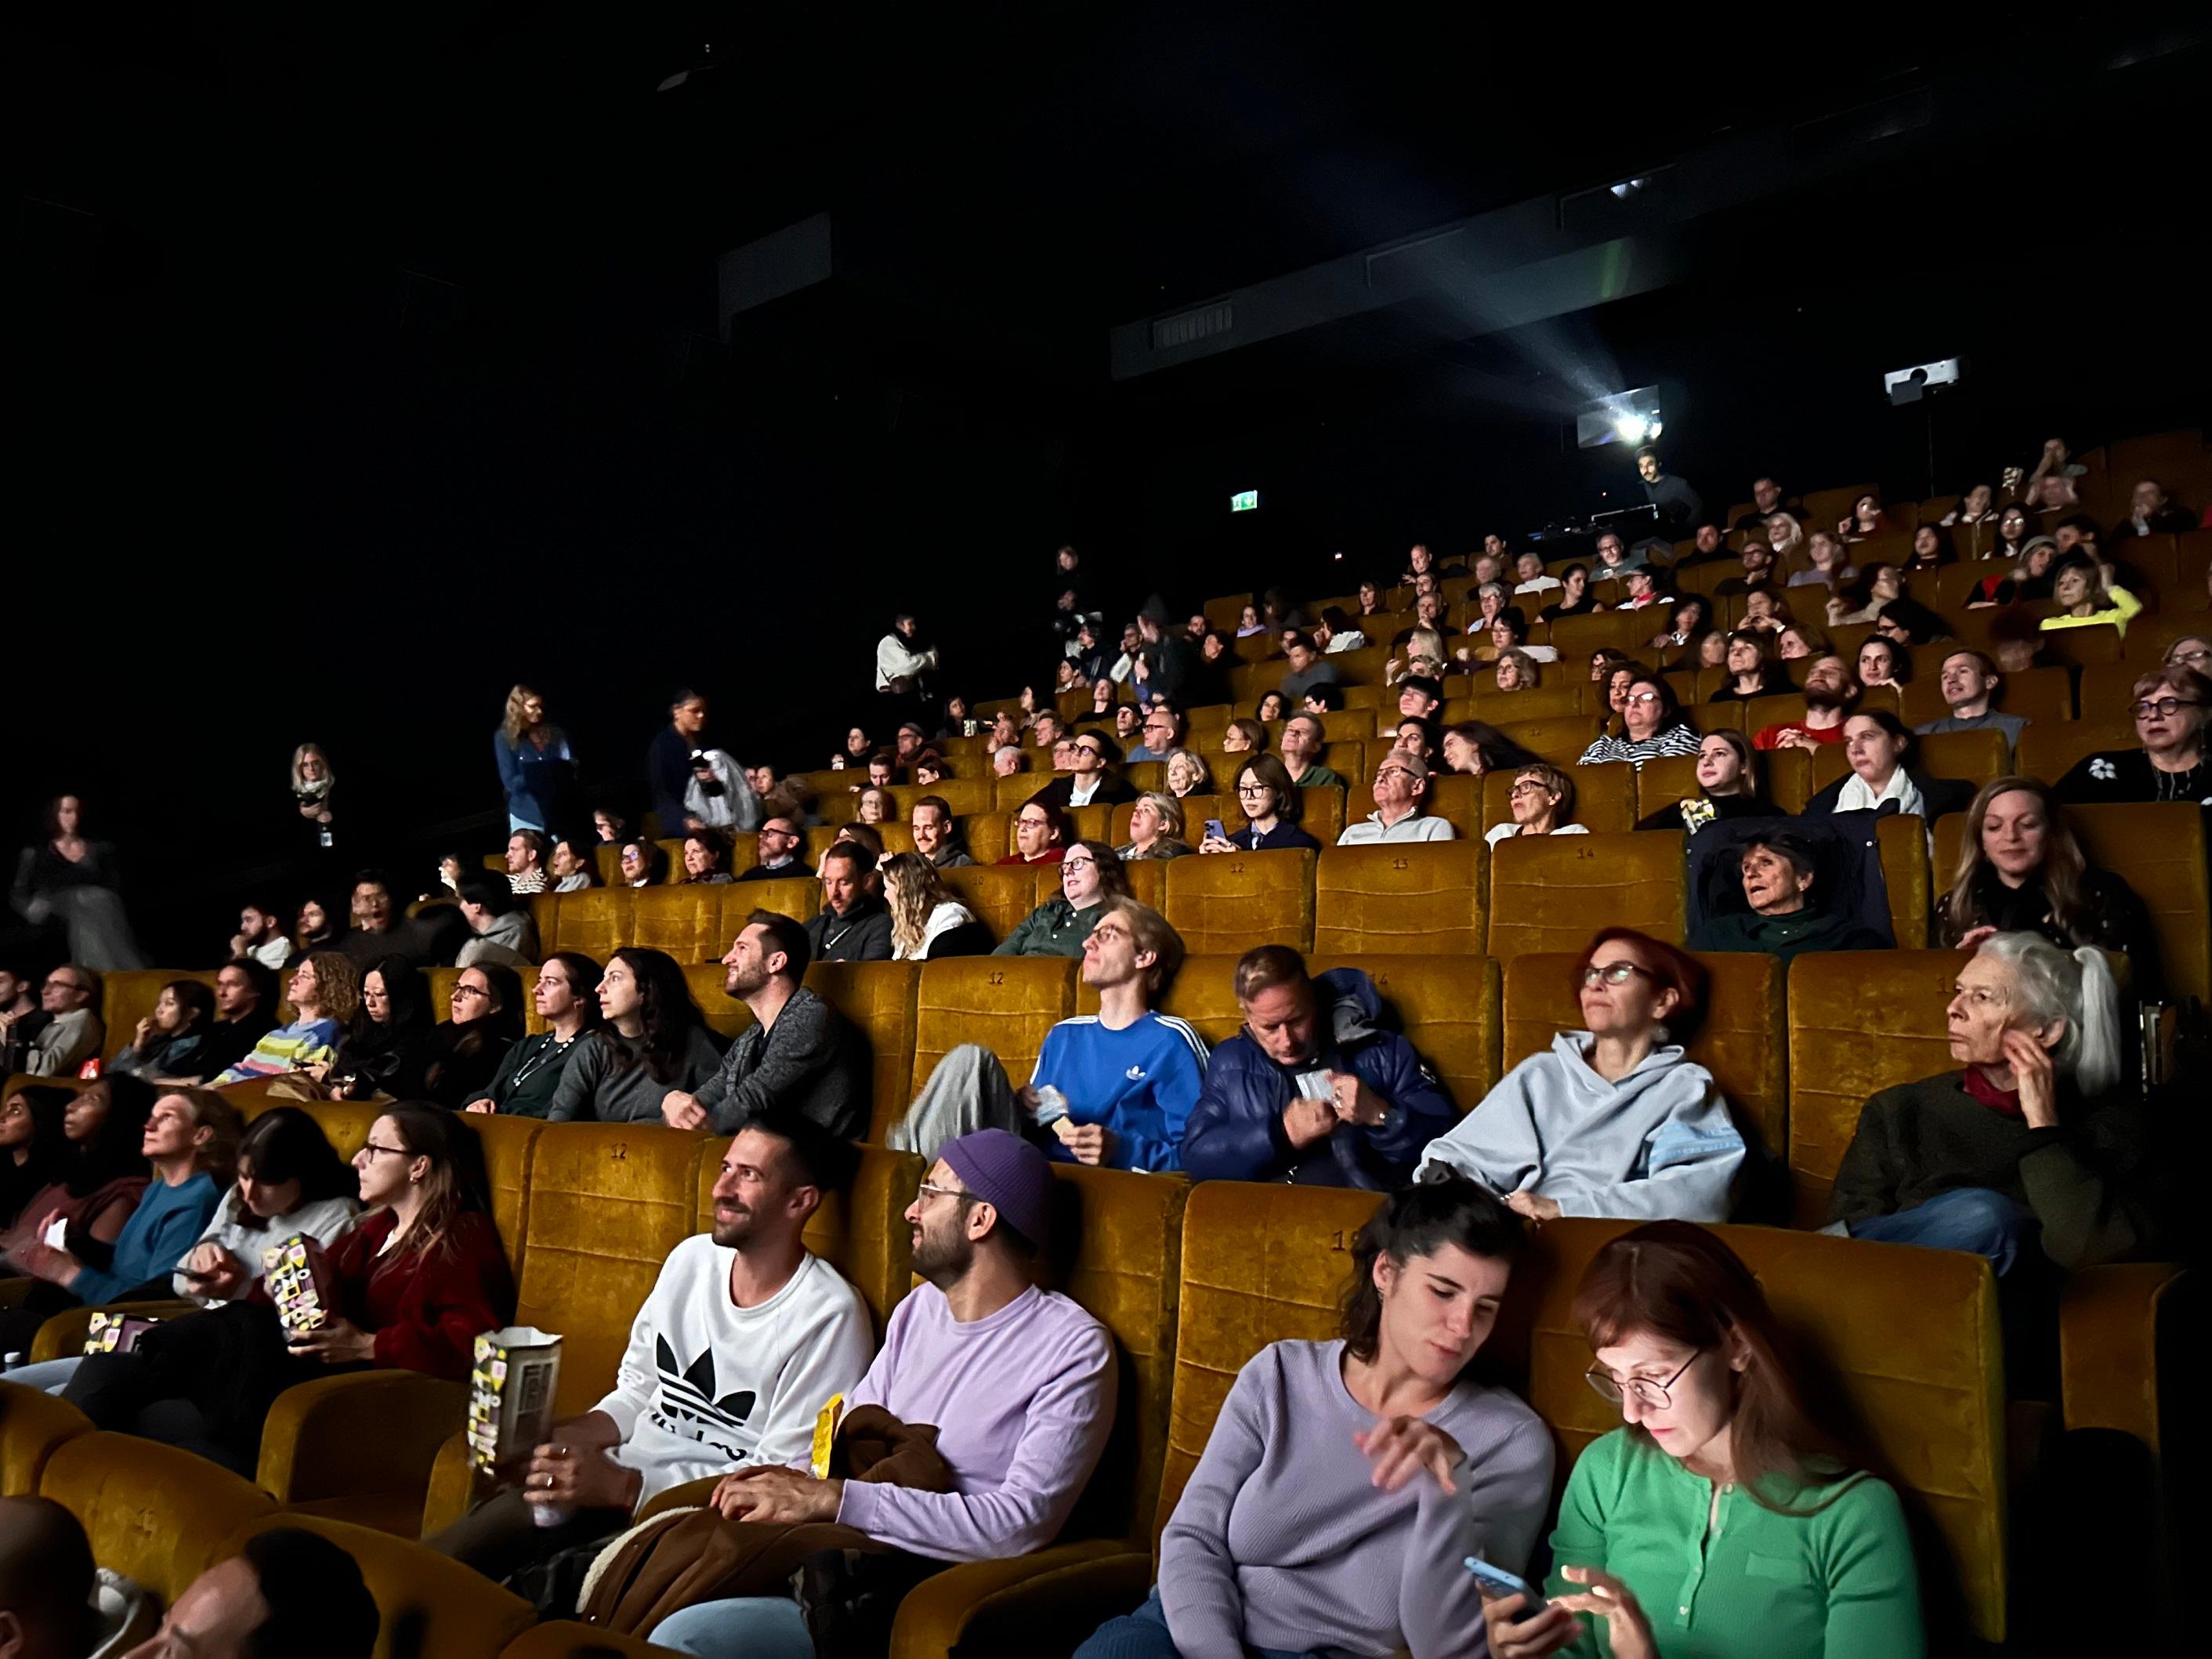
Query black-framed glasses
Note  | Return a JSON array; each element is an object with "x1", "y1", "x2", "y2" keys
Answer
[
  {"x1": 1585, "y1": 1348, "x2": 1703, "y2": 1409},
  {"x1": 2133, "y1": 697, "x2": 2200, "y2": 719},
  {"x1": 451, "y1": 984, "x2": 489, "y2": 1000},
  {"x1": 1580, "y1": 962, "x2": 1658, "y2": 988},
  {"x1": 358, "y1": 1142, "x2": 410, "y2": 1160}
]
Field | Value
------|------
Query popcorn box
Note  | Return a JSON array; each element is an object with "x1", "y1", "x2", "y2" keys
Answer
[
  {"x1": 260, "y1": 1233, "x2": 335, "y2": 1339},
  {"x1": 81, "y1": 1310, "x2": 163, "y2": 1356},
  {"x1": 467, "y1": 1326, "x2": 563, "y2": 1473}
]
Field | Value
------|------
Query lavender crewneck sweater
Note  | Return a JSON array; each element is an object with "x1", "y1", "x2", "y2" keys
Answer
[
  {"x1": 1159, "y1": 1339, "x2": 1554, "y2": 1659},
  {"x1": 834, "y1": 1281, "x2": 1116, "y2": 1562}
]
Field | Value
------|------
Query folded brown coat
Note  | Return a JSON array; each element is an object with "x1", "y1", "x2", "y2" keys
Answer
[{"x1": 576, "y1": 1403, "x2": 953, "y2": 1638}]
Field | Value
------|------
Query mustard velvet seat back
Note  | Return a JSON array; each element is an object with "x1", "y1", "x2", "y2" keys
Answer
[
  {"x1": 910, "y1": 956, "x2": 1075, "y2": 1100},
  {"x1": 940, "y1": 864, "x2": 1046, "y2": 944},
  {"x1": 1164, "y1": 847, "x2": 1316, "y2": 954},
  {"x1": 799, "y1": 960, "x2": 918, "y2": 1142},
  {"x1": 40, "y1": 1430, "x2": 279, "y2": 1603},
  {"x1": 1311, "y1": 953, "x2": 1503, "y2": 1114},
  {"x1": 1487, "y1": 831, "x2": 1687, "y2": 960},
  {"x1": 0, "y1": 1378, "x2": 91, "y2": 1495},
  {"x1": 724, "y1": 875, "x2": 819, "y2": 931},
  {"x1": 541, "y1": 886, "x2": 630, "y2": 964},
  {"x1": 631, "y1": 886, "x2": 726, "y2": 964},
  {"x1": 1312, "y1": 842, "x2": 1486, "y2": 956},
  {"x1": 235, "y1": 1512, "x2": 536, "y2": 1659},
  {"x1": 2017, "y1": 717, "x2": 2137, "y2": 786}
]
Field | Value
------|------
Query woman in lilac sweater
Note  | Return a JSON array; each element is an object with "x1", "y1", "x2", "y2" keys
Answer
[{"x1": 1076, "y1": 1177, "x2": 1555, "y2": 1659}]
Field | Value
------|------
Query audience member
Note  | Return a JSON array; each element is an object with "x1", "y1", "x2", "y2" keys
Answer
[
  {"x1": 997, "y1": 839, "x2": 1131, "y2": 958},
  {"x1": 547, "y1": 948, "x2": 724, "y2": 1123},
  {"x1": 649, "y1": 1128, "x2": 1114, "y2": 1657},
  {"x1": 1941, "y1": 483, "x2": 1997, "y2": 527},
  {"x1": 1316, "y1": 604, "x2": 1368, "y2": 654},
  {"x1": 1117, "y1": 792, "x2": 1195, "y2": 862},
  {"x1": 1577, "y1": 671, "x2": 1701, "y2": 768},
  {"x1": 2163, "y1": 633, "x2": 2210, "y2": 677},
  {"x1": 998, "y1": 799, "x2": 1071, "y2": 866},
  {"x1": 737, "y1": 816, "x2": 812, "y2": 882},
  {"x1": 8, "y1": 965, "x2": 103, "y2": 1077},
  {"x1": 1711, "y1": 541, "x2": 1777, "y2": 599},
  {"x1": 1774, "y1": 622, "x2": 1826, "y2": 661},
  {"x1": 1689, "y1": 830, "x2": 1889, "y2": 963},
  {"x1": 109, "y1": 978, "x2": 218, "y2": 1082},
  {"x1": 1635, "y1": 730, "x2": 1777, "y2": 833},
  {"x1": 648, "y1": 690, "x2": 714, "y2": 835},
  {"x1": 1803, "y1": 712, "x2": 1977, "y2": 819},
  {"x1": 464, "y1": 954, "x2": 604, "y2": 1117},
  {"x1": 66, "y1": 1104, "x2": 513, "y2": 1476},
  {"x1": 1917, "y1": 650, "x2": 2028, "y2": 751},
  {"x1": 417, "y1": 964, "x2": 523, "y2": 1108},
  {"x1": 1417, "y1": 930, "x2": 1743, "y2": 1222},
  {"x1": 1480, "y1": 1223, "x2": 1921, "y2": 1659},
  {"x1": 1334, "y1": 752, "x2": 1454, "y2": 845},
  {"x1": 1854, "y1": 636, "x2": 1907, "y2": 691},
  {"x1": 1391, "y1": 715, "x2": 1443, "y2": 770},
  {"x1": 1648, "y1": 596, "x2": 1711, "y2": 652},
  {"x1": 1826, "y1": 934, "x2": 2153, "y2": 1273},
  {"x1": 319, "y1": 953, "x2": 433, "y2": 1100},
  {"x1": 1018, "y1": 900, "x2": 1205, "y2": 1171},
  {"x1": 1134, "y1": 599, "x2": 1203, "y2": 707},
  {"x1": 330, "y1": 868, "x2": 440, "y2": 968},
  {"x1": 1276, "y1": 630, "x2": 1341, "y2": 705},
  {"x1": 882, "y1": 851, "x2": 991, "y2": 961},
  {"x1": 909, "y1": 795, "x2": 975, "y2": 868},
  {"x1": 548, "y1": 835, "x2": 599, "y2": 891},
  {"x1": 495, "y1": 685, "x2": 578, "y2": 836},
  {"x1": 1220, "y1": 716, "x2": 1268, "y2": 755},
  {"x1": 1279, "y1": 712, "x2": 1345, "y2": 788},
  {"x1": 1752, "y1": 654, "x2": 1855, "y2": 750},
  {"x1": 1485, "y1": 764, "x2": 1590, "y2": 846},
  {"x1": 1965, "y1": 528, "x2": 2055, "y2": 607},
  {"x1": 0, "y1": 1083, "x2": 73, "y2": 1233},
  {"x1": 1788, "y1": 530, "x2": 1854, "y2": 592},
  {"x1": 1254, "y1": 690, "x2": 1288, "y2": 723},
  {"x1": 1708, "y1": 631, "x2": 1790, "y2": 704},
  {"x1": 1182, "y1": 948, "x2": 1457, "y2": 1187},
  {"x1": 1540, "y1": 564, "x2": 1599, "y2": 621},
  {"x1": 805, "y1": 843, "x2": 894, "y2": 962},
  {"x1": 2039, "y1": 553, "x2": 2144, "y2": 636},
  {"x1": 212, "y1": 952, "x2": 357, "y2": 1085},
  {"x1": 1394, "y1": 673, "x2": 1444, "y2": 723},
  {"x1": 594, "y1": 808, "x2": 628, "y2": 845},
  {"x1": 120, "y1": 1527, "x2": 380, "y2": 1659},
  {"x1": 1208, "y1": 755, "x2": 1324, "y2": 852},
  {"x1": 1030, "y1": 730, "x2": 1138, "y2": 810},
  {"x1": 13, "y1": 795, "x2": 149, "y2": 973},
  {"x1": 1937, "y1": 779, "x2": 2154, "y2": 969},
  {"x1": 454, "y1": 873, "x2": 540, "y2": 968},
  {"x1": 431, "y1": 1112, "x2": 873, "y2": 1585},
  {"x1": 1442, "y1": 721, "x2": 1540, "y2": 780},
  {"x1": 1825, "y1": 562, "x2": 1899, "y2": 626},
  {"x1": 676, "y1": 827, "x2": 736, "y2": 885},
  {"x1": 228, "y1": 900, "x2": 295, "y2": 969},
  {"x1": 4, "y1": 1075, "x2": 154, "y2": 1265},
  {"x1": 0, "y1": 1495, "x2": 96, "y2": 1659},
  {"x1": 2056, "y1": 666, "x2": 2209, "y2": 804},
  {"x1": 499, "y1": 829, "x2": 549, "y2": 896},
  {"x1": 2111, "y1": 476, "x2": 2196, "y2": 546},
  {"x1": 1162, "y1": 748, "x2": 1216, "y2": 799}
]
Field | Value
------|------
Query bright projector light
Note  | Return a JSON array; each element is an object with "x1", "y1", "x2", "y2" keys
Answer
[{"x1": 1614, "y1": 414, "x2": 1647, "y2": 442}]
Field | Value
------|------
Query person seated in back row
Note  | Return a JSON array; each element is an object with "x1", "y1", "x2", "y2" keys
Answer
[
  {"x1": 1019, "y1": 899, "x2": 1207, "y2": 1172},
  {"x1": 647, "y1": 1129, "x2": 1116, "y2": 1658},
  {"x1": 1027, "y1": 730, "x2": 1139, "y2": 810},
  {"x1": 1077, "y1": 1177, "x2": 1553, "y2": 1659},
  {"x1": 1203, "y1": 756, "x2": 1323, "y2": 853},
  {"x1": 1916, "y1": 649, "x2": 2029, "y2": 755},
  {"x1": 805, "y1": 842, "x2": 893, "y2": 962},
  {"x1": 1417, "y1": 929, "x2": 1744, "y2": 1223},
  {"x1": 1801, "y1": 712, "x2": 1977, "y2": 820},
  {"x1": 1182, "y1": 947, "x2": 1456, "y2": 1188},
  {"x1": 1689, "y1": 829, "x2": 1889, "y2": 965},
  {"x1": 2054, "y1": 665, "x2": 2209, "y2": 806},
  {"x1": 429, "y1": 1111, "x2": 874, "y2": 1596},
  {"x1": 124, "y1": 1527, "x2": 381, "y2": 1659},
  {"x1": 1337, "y1": 752, "x2": 1457, "y2": 844}
]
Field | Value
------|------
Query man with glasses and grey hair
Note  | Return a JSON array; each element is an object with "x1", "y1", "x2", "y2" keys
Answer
[
  {"x1": 1336, "y1": 753, "x2": 1458, "y2": 844},
  {"x1": 17, "y1": 965, "x2": 104, "y2": 1076}
]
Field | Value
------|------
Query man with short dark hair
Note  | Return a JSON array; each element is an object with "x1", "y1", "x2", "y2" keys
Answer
[
  {"x1": 1184, "y1": 947, "x2": 1455, "y2": 1188},
  {"x1": 1689, "y1": 832, "x2": 1889, "y2": 964},
  {"x1": 648, "y1": 1128, "x2": 1115, "y2": 1656},
  {"x1": 430, "y1": 1112, "x2": 874, "y2": 1587},
  {"x1": 1636, "y1": 446, "x2": 1703, "y2": 534},
  {"x1": 121, "y1": 1527, "x2": 378, "y2": 1659},
  {"x1": 1679, "y1": 520, "x2": 1733, "y2": 567},
  {"x1": 454, "y1": 874, "x2": 539, "y2": 969},
  {"x1": 663, "y1": 915, "x2": 867, "y2": 1138},
  {"x1": 503, "y1": 830, "x2": 551, "y2": 896},
  {"x1": 805, "y1": 845, "x2": 893, "y2": 963},
  {"x1": 1027, "y1": 731, "x2": 1136, "y2": 810},
  {"x1": 1395, "y1": 674, "x2": 1443, "y2": 723},
  {"x1": 735, "y1": 817, "x2": 811, "y2": 883},
  {"x1": 1279, "y1": 712, "x2": 1345, "y2": 790},
  {"x1": 910, "y1": 797, "x2": 974, "y2": 868},
  {"x1": 191, "y1": 959, "x2": 281, "y2": 1081},
  {"x1": 1133, "y1": 597, "x2": 1200, "y2": 705},
  {"x1": 1917, "y1": 650, "x2": 2029, "y2": 752},
  {"x1": 331, "y1": 869, "x2": 441, "y2": 967},
  {"x1": 1734, "y1": 476, "x2": 1796, "y2": 531},
  {"x1": 650, "y1": 689, "x2": 713, "y2": 834},
  {"x1": 1712, "y1": 538, "x2": 1777, "y2": 597},
  {"x1": 1277, "y1": 631, "x2": 1339, "y2": 705},
  {"x1": 0, "y1": 1494, "x2": 94, "y2": 1659},
  {"x1": 1127, "y1": 703, "x2": 1185, "y2": 765},
  {"x1": 228, "y1": 900, "x2": 294, "y2": 969},
  {"x1": 1753, "y1": 654, "x2": 1858, "y2": 751}
]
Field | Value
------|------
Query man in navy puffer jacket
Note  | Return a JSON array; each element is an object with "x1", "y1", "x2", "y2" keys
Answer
[{"x1": 1182, "y1": 947, "x2": 1456, "y2": 1188}]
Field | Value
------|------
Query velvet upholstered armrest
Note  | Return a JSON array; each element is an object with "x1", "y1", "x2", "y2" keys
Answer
[
  {"x1": 420, "y1": 1427, "x2": 480, "y2": 1537},
  {"x1": 29, "y1": 1299, "x2": 201, "y2": 1364},
  {"x1": 2059, "y1": 1261, "x2": 2192, "y2": 1451},
  {"x1": 889, "y1": 1543, "x2": 1153, "y2": 1659},
  {"x1": 255, "y1": 1370, "x2": 467, "y2": 1507}
]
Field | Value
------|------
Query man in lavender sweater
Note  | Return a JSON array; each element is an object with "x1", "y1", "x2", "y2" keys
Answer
[
  {"x1": 650, "y1": 1128, "x2": 1117, "y2": 1658},
  {"x1": 1077, "y1": 1176, "x2": 1553, "y2": 1659}
]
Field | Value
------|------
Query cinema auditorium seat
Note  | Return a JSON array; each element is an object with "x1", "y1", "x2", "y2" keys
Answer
[
  {"x1": 1163, "y1": 847, "x2": 1316, "y2": 954},
  {"x1": 911, "y1": 955, "x2": 1075, "y2": 1100},
  {"x1": 1486, "y1": 831, "x2": 1687, "y2": 959},
  {"x1": 940, "y1": 863, "x2": 1042, "y2": 943},
  {"x1": 38, "y1": 1431, "x2": 279, "y2": 1606},
  {"x1": 1310, "y1": 952, "x2": 1503, "y2": 1110},
  {"x1": 1312, "y1": 842, "x2": 1485, "y2": 955},
  {"x1": 802, "y1": 959, "x2": 920, "y2": 1139}
]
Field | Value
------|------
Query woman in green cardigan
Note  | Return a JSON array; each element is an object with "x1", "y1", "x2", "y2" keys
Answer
[{"x1": 1482, "y1": 1223, "x2": 1922, "y2": 1658}]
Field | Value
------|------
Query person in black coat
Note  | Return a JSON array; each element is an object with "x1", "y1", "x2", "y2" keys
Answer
[{"x1": 1026, "y1": 732, "x2": 1139, "y2": 811}]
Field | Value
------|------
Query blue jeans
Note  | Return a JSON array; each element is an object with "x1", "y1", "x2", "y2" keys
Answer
[
  {"x1": 1074, "y1": 1588, "x2": 1321, "y2": 1659},
  {"x1": 1847, "y1": 1187, "x2": 2030, "y2": 1275},
  {"x1": 2, "y1": 1357, "x2": 82, "y2": 1393},
  {"x1": 650, "y1": 1596, "x2": 812, "y2": 1658}
]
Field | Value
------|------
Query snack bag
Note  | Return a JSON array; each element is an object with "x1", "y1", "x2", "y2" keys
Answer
[{"x1": 466, "y1": 1326, "x2": 563, "y2": 1474}]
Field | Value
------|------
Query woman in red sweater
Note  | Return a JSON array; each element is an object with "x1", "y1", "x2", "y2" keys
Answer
[{"x1": 63, "y1": 1103, "x2": 513, "y2": 1476}]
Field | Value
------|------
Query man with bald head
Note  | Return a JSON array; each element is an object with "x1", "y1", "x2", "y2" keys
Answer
[{"x1": 0, "y1": 1496, "x2": 94, "y2": 1659}]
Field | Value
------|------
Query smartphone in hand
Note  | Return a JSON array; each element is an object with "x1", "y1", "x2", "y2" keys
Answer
[{"x1": 1463, "y1": 1557, "x2": 1548, "y2": 1615}]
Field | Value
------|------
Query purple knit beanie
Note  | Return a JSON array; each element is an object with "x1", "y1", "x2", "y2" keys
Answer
[{"x1": 939, "y1": 1128, "x2": 1052, "y2": 1246}]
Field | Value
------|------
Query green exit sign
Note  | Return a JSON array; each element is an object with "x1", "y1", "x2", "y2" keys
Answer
[{"x1": 1230, "y1": 490, "x2": 1259, "y2": 513}]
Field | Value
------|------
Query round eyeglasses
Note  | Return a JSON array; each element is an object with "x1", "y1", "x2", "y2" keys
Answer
[{"x1": 1584, "y1": 1349, "x2": 1703, "y2": 1409}]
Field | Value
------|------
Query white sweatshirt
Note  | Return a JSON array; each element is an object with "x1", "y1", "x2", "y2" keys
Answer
[
  {"x1": 1416, "y1": 1032, "x2": 1744, "y2": 1221},
  {"x1": 173, "y1": 1192, "x2": 362, "y2": 1305},
  {"x1": 597, "y1": 1238, "x2": 875, "y2": 1503}
]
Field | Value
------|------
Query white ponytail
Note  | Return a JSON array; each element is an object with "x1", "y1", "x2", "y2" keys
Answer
[
  {"x1": 1972, "y1": 932, "x2": 2125, "y2": 1099},
  {"x1": 2067, "y1": 946, "x2": 2123, "y2": 1099}
]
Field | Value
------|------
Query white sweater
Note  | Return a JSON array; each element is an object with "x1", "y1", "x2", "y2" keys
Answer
[
  {"x1": 1417, "y1": 1032, "x2": 1744, "y2": 1221},
  {"x1": 174, "y1": 1191, "x2": 362, "y2": 1305},
  {"x1": 599, "y1": 1238, "x2": 875, "y2": 1503}
]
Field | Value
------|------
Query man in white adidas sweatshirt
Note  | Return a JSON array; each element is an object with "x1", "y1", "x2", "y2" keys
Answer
[{"x1": 429, "y1": 1108, "x2": 875, "y2": 1584}]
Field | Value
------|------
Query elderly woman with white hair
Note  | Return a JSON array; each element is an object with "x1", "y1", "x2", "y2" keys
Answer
[{"x1": 1825, "y1": 933, "x2": 2155, "y2": 1274}]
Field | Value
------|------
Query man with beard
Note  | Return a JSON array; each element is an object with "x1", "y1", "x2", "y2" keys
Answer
[
  {"x1": 661, "y1": 910, "x2": 868, "y2": 1137},
  {"x1": 1752, "y1": 654, "x2": 1859, "y2": 751},
  {"x1": 648, "y1": 1128, "x2": 1115, "y2": 1656},
  {"x1": 427, "y1": 1110, "x2": 873, "y2": 1586}
]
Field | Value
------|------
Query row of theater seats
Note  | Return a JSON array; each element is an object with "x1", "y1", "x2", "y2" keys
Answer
[
  {"x1": 0, "y1": 1096, "x2": 2063, "y2": 1654},
  {"x1": 491, "y1": 805, "x2": 2208, "y2": 1002}
]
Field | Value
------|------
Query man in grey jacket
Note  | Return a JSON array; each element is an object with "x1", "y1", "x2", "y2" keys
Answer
[{"x1": 661, "y1": 911, "x2": 868, "y2": 1138}]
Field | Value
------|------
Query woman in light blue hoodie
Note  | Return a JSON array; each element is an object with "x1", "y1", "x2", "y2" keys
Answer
[{"x1": 1418, "y1": 929, "x2": 1744, "y2": 1222}]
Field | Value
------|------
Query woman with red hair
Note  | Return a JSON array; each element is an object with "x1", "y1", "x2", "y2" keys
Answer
[
  {"x1": 1481, "y1": 1223, "x2": 1922, "y2": 1657},
  {"x1": 1416, "y1": 929, "x2": 1743, "y2": 1222}
]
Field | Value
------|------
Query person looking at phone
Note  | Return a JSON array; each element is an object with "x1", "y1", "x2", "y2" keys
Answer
[
  {"x1": 1203, "y1": 755, "x2": 1322, "y2": 853},
  {"x1": 1079, "y1": 1177, "x2": 1551, "y2": 1659},
  {"x1": 1182, "y1": 947, "x2": 1455, "y2": 1188},
  {"x1": 1479, "y1": 1222, "x2": 1922, "y2": 1659}
]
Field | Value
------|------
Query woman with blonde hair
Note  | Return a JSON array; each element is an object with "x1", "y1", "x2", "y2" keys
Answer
[
  {"x1": 1493, "y1": 647, "x2": 1541, "y2": 693},
  {"x1": 290, "y1": 742, "x2": 336, "y2": 850},
  {"x1": 881, "y1": 852, "x2": 991, "y2": 960},
  {"x1": 1937, "y1": 777, "x2": 2152, "y2": 977},
  {"x1": 1117, "y1": 793, "x2": 1194, "y2": 862},
  {"x1": 1163, "y1": 749, "x2": 1215, "y2": 799},
  {"x1": 494, "y1": 685, "x2": 577, "y2": 835}
]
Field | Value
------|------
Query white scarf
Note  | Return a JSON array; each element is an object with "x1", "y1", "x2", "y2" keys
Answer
[{"x1": 1837, "y1": 766, "x2": 1922, "y2": 817}]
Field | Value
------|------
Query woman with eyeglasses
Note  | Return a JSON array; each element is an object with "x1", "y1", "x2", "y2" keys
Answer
[
  {"x1": 1577, "y1": 672, "x2": 1702, "y2": 770},
  {"x1": 1479, "y1": 1223, "x2": 1921, "y2": 1659},
  {"x1": 415, "y1": 964, "x2": 523, "y2": 1109},
  {"x1": 1417, "y1": 929, "x2": 1743, "y2": 1224},
  {"x1": 1077, "y1": 1176, "x2": 1553, "y2": 1659},
  {"x1": 63, "y1": 1103, "x2": 513, "y2": 1477},
  {"x1": 464, "y1": 953, "x2": 604, "y2": 1117},
  {"x1": 317, "y1": 954, "x2": 434, "y2": 1102},
  {"x1": 1484, "y1": 765, "x2": 1591, "y2": 846},
  {"x1": 996, "y1": 800, "x2": 1070, "y2": 866},
  {"x1": 1204, "y1": 755, "x2": 1322, "y2": 854},
  {"x1": 994, "y1": 839, "x2": 1133, "y2": 958},
  {"x1": 2053, "y1": 665, "x2": 2210, "y2": 806}
]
